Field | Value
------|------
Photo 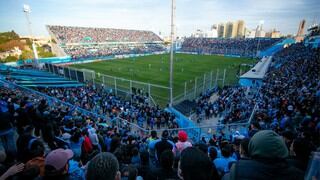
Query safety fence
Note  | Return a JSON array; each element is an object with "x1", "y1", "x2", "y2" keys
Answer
[
  {"x1": 44, "y1": 63, "x2": 171, "y2": 107},
  {"x1": 0, "y1": 78, "x2": 251, "y2": 143}
]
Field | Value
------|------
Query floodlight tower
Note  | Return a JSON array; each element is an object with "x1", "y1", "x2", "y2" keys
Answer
[
  {"x1": 23, "y1": 4, "x2": 39, "y2": 65},
  {"x1": 169, "y1": 0, "x2": 176, "y2": 107}
]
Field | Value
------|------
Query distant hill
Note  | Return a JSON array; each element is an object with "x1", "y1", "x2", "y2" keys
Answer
[
  {"x1": 0, "y1": 31, "x2": 29, "y2": 52},
  {"x1": 0, "y1": 31, "x2": 55, "y2": 62},
  {"x1": 0, "y1": 31, "x2": 20, "y2": 44}
]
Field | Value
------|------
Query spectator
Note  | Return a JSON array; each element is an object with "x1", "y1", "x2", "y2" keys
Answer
[
  {"x1": 47, "y1": 25, "x2": 165, "y2": 59},
  {"x1": 155, "y1": 130, "x2": 174, "y2": 163},
  {"x1": 0, "y1": 111, "x2": 16, "y2": 161},
  {"x1": 0, "y1": 163, "x2": 25, "y2": 180},
  {"x1": 25, "y1": 139, "x2": 45, "y2": 176},
  {"x1": 86, "y1": 152, "x2": 121, "y2": 180},
  {"x1": 239, "y1": 138, "x2": 250, "y2": 159},
  {"x1": 43, "y1": 148, "x2": 74, "y2": 180},
  {"x1": 146, "y1": 150, "x2": 178, "y2": 180},
  {"x1": 178, "y1": 147, "x2": 218, "y2": 180},
  {"x1": 213, "y1": 144, "x2": 236, "y2": 176},
  {"x1": 223, "y1": 130, "x2": 304, "y2": 180},
  {"x1": 173, "y1": 130, "x2": 192, "y2": 157}
]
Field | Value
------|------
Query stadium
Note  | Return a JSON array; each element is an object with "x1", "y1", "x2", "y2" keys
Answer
[{"x1": 0, "y1": 0, "x2": 320, "y2": 180}]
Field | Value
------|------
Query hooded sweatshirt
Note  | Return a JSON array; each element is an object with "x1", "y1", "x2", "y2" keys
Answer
[{"x1": 223, "y1": 130, "x2": 304, "y2": 180}]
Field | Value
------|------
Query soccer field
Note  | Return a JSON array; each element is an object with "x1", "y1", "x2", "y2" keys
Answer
[{"x1": 70, "y1": 53, "x2": 256, "y2": 106}]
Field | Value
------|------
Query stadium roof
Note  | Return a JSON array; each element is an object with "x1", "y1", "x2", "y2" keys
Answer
[{"x1": 240, "y1": 56, "x2": 272, "y2": 80}]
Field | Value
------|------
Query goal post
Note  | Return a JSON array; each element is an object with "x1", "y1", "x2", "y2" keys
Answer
[{"x1": 81, "y1": 69, "x2": 96, "y2": 83}]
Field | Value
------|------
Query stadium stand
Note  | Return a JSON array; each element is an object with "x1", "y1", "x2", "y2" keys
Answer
[
  {"x1": 0, "y1": 35, "x2": 319, "y2": 180},
  {"x1": 47, "y1": 25, "x2": 166, "y2": 59},
  {"x1": 181, "y1": 38, "x2": 282, "y2": 57},
  {"x1": 173, "y1": 99, "x2": 197, "y2": 116},
  {"x1": 0, "y1": 66, "x2": 83, "y2": 88}
]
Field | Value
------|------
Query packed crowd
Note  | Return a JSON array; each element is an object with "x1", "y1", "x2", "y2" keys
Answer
[
  {"x1": 0, "y1": 40, "x2": 319, "y2": 179},
  {"x1": 307, "y1": 25, "x2": 320, "y2": 37},
  {"x1": 64, "y1": 44, "x2": 165, "y2": 59},
  {"x1": 181, "y1": 38, "x2": 282, "y2": 57},
  {"x1": 195, "y1": 86, "x2": 256, "y2": 123},
  {"x1": 0, "y1": 82, "x2": 319, "y2": 180},
  {"x1": 47, "y1": 25, "x2": 166, "y2": 59},
  {"x1": 34, "y1": 85, "x2": 178, "y2": 130},
  {"x1": 47, "y1": 26, "x2": 162, "y2": 44},
  {"x1": 253, "y1": 43, "x2": 320, "y2": 140}
]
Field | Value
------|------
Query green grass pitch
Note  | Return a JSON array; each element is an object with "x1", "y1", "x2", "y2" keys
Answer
[{"x1": 70, "y1": 53, "x2": 256, "y2": 106}]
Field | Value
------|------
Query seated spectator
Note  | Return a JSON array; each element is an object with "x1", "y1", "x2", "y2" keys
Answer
[
  {"x1": 223, "y1": 130, "x2": 304, "y2": 180},
  {"x1": 86, "y1": 152, "x2": 121, "y2": 180}
]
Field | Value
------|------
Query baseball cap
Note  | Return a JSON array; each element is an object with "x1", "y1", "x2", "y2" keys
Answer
[
  {"x1": 45, "y1": 148, "x2": 73, "y2": 170},
  {"x1": 178, "y1": 131, "x2": 188, "y2": 142}
]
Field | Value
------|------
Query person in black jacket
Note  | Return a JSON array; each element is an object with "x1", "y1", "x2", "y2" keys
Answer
[
  {"x1": 178, "y1": 147, "x2": 219, "y2": 180},
  {"x1": 154, "y1": 130, "x2": 174, "y2": 163},
  {"x1": 223, "y1": 130, "x2": 304, "y2": 180},
  {"x1": 146, "y1": 150, "x2": 179, "y2": 180}
]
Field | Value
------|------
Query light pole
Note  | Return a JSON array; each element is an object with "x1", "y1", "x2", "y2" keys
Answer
[
  {"x1": 23, "y1": 4, "x2": 39, "y2": 65},
  {"x1": 256, "y1": 20, "x2": 264, "y2": 58},
  {"x1": 169, "y1": 0, "x2": 176, "y2": 107}
]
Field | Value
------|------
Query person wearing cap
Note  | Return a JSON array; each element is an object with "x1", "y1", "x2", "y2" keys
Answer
[
  {"x1": 223, "y1": 130, "x2": 304, "y2": 180},
  {"x1": 173, "y1": 131, "x2": 192, "y2": 157},
  {"x1": 154, "y1": 130, "x2": 174, "y2": 165},
  {"x1": 43, "y1": 148, "x2": 74, "y2": 180}
]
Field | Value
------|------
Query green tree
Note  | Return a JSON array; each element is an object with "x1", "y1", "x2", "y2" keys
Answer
[
  {"x1": 0, "y1": 31, "x2": 20, "y2": 44},
  {"x1": 20, "y1": 50, "x2": 33, "y2": 60},
  {"x1": 4, "y1": 55, "x2": 18, "y2": 62},
  {"x1": 37, "y1": 46, "x2": 55, "y2": 58}
]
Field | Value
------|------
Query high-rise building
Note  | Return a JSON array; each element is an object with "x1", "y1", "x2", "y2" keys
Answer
[
  {"x1": 236, "y1": 20, "x2": 245, "y2": 38},
  {"x1": 217, "y1": 23, "x2": 225, "y2": 38},
  {"x1": 231, "y1": 21, "x2": 239, "y2": 38},
  {"x1": 296, "y1": 19, "x2": 306, "y2": 42},
  {"x1": 255, "y1": 22, "x2": 266, "y2": 38},
  {"x1": 265, "y1": 29, "x2": 281, "y2": 38},
  {"x1": 215, "y1": 20, "x2": 246, "y2": 38},
  {"x1": 297, "y1": 19, "x2": 306, "y2": 36},
  {"x1": 225, "y1": 22, "x2": 234, "y2": 38}
]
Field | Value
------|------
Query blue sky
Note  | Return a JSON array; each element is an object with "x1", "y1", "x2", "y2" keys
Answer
[{"x1": 0, "y1": 0, "x2": 319, "y2": 37}]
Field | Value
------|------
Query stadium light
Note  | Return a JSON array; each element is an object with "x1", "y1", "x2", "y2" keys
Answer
[
  {"x1": 23, "y1": 4, "x2": 31, "y2": 13},
  {"x1": 256, "y1": 20, "x2": 265, "y2": 57},
  {"x1": 23, "y1": 4, "x2": 39, "y2": 65},
  {"x1": 169, "y1": 0, "x2": 176, "y2": 107}
]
